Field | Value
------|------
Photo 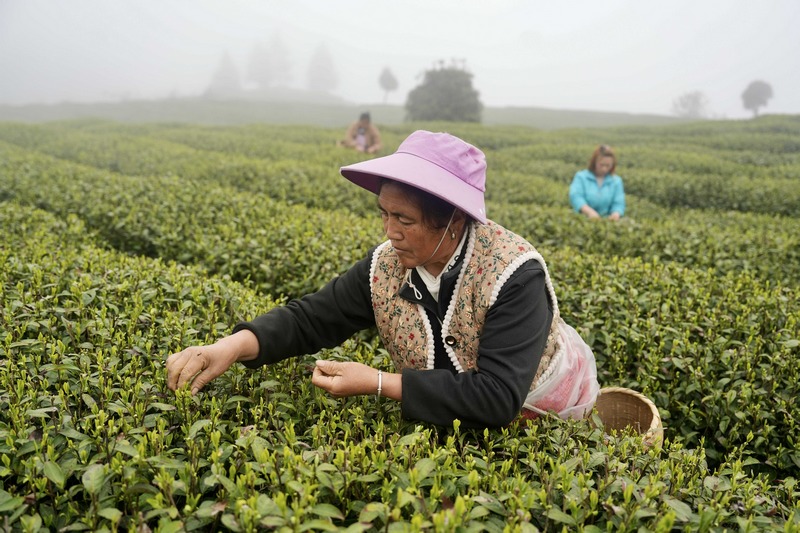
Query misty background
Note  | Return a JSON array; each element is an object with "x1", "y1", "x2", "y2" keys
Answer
[{"x1": 1, "y1": 0, "x2": 799, "y2": 120}]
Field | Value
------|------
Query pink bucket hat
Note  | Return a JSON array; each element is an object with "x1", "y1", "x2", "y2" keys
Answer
[{"x1": 340, "y1": 130, "x2": 488, "y2": 223}]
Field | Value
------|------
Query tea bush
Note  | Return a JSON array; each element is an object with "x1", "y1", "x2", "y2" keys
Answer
[
  {"x1": 1, "y1": 203, "x2": 798, "y2": 531},
  {"x1": 1, "y1": 117, "x2": 799, "y2": 530},
  {"x1": 0, "y1": 141, "x2": 383, "y2": 298},
  {"x1": 0, "y1": 122, "x2": 381, "y2": 218},
  {"x1": 1, "y1": 131, "x2": 798, "y2": 286}
]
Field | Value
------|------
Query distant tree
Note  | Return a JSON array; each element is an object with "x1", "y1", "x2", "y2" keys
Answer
[
  {"x1": 268, "y1": 36, "x2": 293, "y2": 85},
  {"x1": 205, "y1": 51, "x2": 241, "y2": 98},
  {"x1": 306, "y1": 44, "x2": 338, "y2": 93},
  {"x1": 379, "y1": 67, "x2": 399, "y2": 103},
  {"x1": 741, "y1": 80, "x2": 773, "y2": 117},
  {"x1": 246, "y1": 43, "x2": 272, "y2": 88},
  {"x1": 246, "y1": 36, "x2": 293, "y2": 90},
  {"x1": 405, "y1": 59, "x2": 482, "y2": 122},
  {"x1": 671, "y1": 91, "x2": 709, "y2": 119}
]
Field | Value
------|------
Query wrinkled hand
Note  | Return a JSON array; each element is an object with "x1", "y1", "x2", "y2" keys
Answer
[
  {"x1": 311, "y1": 360, "x2": 378, "y2": 398},
  {"x1": 166, "y1": 343, "x2": 238, "y2": 395}
]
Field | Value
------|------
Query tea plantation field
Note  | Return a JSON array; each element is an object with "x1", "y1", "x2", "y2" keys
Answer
[{"x1": 0, "y1": 116, "x2": 798, "y2": 531}]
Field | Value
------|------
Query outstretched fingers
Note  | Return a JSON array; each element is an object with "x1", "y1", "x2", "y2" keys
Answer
[{"x1": 166, "y1": 349, "x2": 206, "y2": 392}]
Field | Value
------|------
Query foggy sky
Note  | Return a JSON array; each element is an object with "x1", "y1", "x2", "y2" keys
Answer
[{"x1": 1, "y1": 0, "x2": 799, "y2": 118}]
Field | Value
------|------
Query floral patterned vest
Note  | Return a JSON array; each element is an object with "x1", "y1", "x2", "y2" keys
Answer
[{"x1": 369, "y1": 221, "x2": 562, "y2": 391}]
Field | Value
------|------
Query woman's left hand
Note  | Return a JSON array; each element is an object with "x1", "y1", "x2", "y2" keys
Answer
[{"x1": 312, "y1": 360, "x2": 379, "y2": 397}]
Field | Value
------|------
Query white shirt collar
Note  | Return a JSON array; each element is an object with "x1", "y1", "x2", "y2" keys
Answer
[{"x1": 415, "y1": 228, "x2": 468, "y2": 302}]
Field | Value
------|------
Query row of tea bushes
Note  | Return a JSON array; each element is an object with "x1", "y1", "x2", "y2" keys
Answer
[
  {"x1": 77, "y1": 121, "x2": 371, "y2": 163},
  {"x1": 486, "y1": 146, "x2": 800, "y2": 217},
  {"x1": 610, "y1": 114, "x2": 800, "y2": 154},
  {"x1": 1, "y1": 120, "x2": 798, "y2": 469},
  {"x1": 1, "y1": 117, "x2": 799, "y2": 219},
  {"x1": 492, "y1": 147, "x2": 800, "y2": 217},
  {"x1": 2, "y1": 131, "x2": 799, "y2": 286},
  {"x1": 622, "y1": 170, "x2": 799, "y2": 216},
  {"x1": 2, "y1": 118, "x2": 795, "y2": 214},
  {"x1": 0, "y1": 141, "x2": 384, "y2": 298},
  {"x1": 551, "y1": 247, "x2": 799, "y2": 474},
  {"x1": 0, "y1": 121, "x2": 382, "y2": 218},
  {"x1": 1, "y1": 202, "x2": 798, "y2": 531},
  {"x1": 0, "y1": 204, "x2": 267, "y2": 357},
  {"x1": 484, "y1": 116, "x2": 800, "y2": 178},
  {"x1": 2, "y1": 132, "x2": 799, "y2": 475},
  {"x1": 491, "y1": 201, "x2": 800, "y2": 286}
]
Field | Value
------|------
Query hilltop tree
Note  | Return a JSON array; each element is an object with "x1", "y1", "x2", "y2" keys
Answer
[
  {"x1": 247, "y1": 36, "x2": 293, "y2": 89},
  {"x1": 379, "y1": 67, "x2": 399, "y2": 103},
  {"x1": 268, "y1": 36, "x2": 293, "y2": 85},
  {"x1": 205, "y1": 51, "x2": 241, "y2": 99},
  {"x1": 741, "y1": 80, "x2": 773, "y2": 117},
  {"x1": 671, "y1": 91, "x2": 709, "y2": 119},
  {"x1": 405, "y1": 59, "x2": 482, "y2": 122},
  {"x1": 246, "y1": 43, "x2": 271, "y2": 88},
  {"x1": 306, "y1": 44, "x2": 338, "y2": 93}
]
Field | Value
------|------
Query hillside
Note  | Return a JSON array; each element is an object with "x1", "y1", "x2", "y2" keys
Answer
[{"x1": 0, "y1": 96, "x2": 690, "y2": 130}]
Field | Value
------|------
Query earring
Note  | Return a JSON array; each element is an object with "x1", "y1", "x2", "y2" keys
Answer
[{"x1": 451, "y1": 230, "x2": 456, "y2": 239}]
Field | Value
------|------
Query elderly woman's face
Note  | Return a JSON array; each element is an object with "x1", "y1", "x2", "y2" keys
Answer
[{"x1": 378, "y1": 181, "x2": 452, "y2": 272}]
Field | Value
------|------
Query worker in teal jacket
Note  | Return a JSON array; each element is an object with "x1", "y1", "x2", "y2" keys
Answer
[{"x1": 569, "y1": 144, "x2": 625, "y2": 220}]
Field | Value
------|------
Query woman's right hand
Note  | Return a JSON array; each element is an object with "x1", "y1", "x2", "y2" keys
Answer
[
  {"x1": 166, "y1": 330, "x2": 259, "y2": 395},
  {"x1": 580, "y1": 204, "x2": 601, "y2": 219}
]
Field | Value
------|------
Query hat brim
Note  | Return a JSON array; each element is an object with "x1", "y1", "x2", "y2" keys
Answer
[{"x1": 340, "y1": 153, "x2": 487, "y2": 224}]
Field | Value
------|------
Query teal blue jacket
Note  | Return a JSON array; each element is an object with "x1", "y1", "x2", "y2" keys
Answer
[{"x1": 569, "y1": 169, "x2": 626, "y2": 217}]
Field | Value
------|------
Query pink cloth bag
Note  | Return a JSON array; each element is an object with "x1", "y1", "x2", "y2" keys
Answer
[{"x1": 522, "y1": 320, "x2": 600, "y2": 420}]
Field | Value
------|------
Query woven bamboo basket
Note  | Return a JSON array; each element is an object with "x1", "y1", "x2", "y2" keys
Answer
[{"x1": 594, "y1": 387, "x2": 663, "y2": 448}]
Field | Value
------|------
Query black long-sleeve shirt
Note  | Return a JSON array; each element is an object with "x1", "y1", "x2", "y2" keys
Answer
[{"x1": 233, "y1": 245, "x2": 553, "y2": 428}]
